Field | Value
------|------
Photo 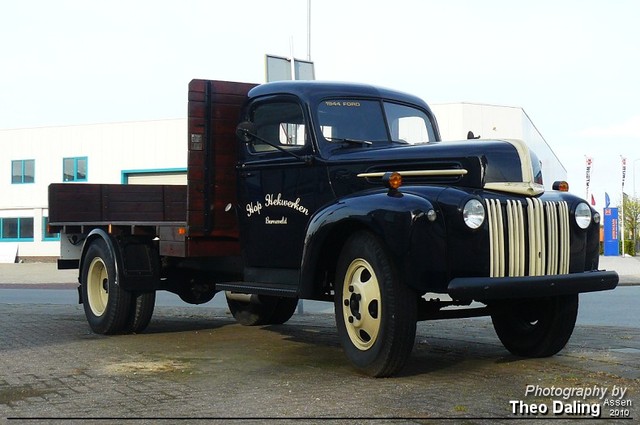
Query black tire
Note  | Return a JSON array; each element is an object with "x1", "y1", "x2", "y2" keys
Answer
[
  {"x1": 225, "y1": 293, "x2": 298, "y2": 326},
  {"x1": 268, "y1": 297, "x2": 299, "y2": 325},
  {"x1": 124, "y1": 291, "x2": 156, "y2": 333},
  {"x1": 80, "y1": 238, "x2": 131, "y2": 334},
  {"x1": 491, "y1": 294, "x2": 579, "y2": 357},
  {"x1": 175, "y1": 273, "x2": 217, "y2": 305},
  {"x1": 334, "y1": 231, "x2": 417, "y2": 377}
]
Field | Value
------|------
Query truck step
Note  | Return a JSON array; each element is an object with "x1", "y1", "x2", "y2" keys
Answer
[{"x1": 216, "y1": 282, "x2": 298, "y2": 298}]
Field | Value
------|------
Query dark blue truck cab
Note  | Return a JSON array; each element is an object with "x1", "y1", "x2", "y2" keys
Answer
[{"x1": 49, "y1": 79, "x2": 618, "y2": 377}]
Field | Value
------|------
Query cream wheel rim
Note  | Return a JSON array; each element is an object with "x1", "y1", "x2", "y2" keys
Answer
[
  {"x1": 341, "y1": 258, "x2": 381, "y2": 350},
  {"x1": 87, "y1": 257, "x2": 109, "y2": 317}
]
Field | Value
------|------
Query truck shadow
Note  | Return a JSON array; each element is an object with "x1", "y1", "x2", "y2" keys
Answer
[
  {"x1": 97, "y1": 309, "x2": 599, "y2": 379},
  {"x1": 137, "y1": 311, "x2": 522, "y2": 377},
  {"x1": 143, "y1": 314, "x2": 236, "y2": 334},
  {"x1": 258, "y1": 316, "x2": 513, "y2": 377}
]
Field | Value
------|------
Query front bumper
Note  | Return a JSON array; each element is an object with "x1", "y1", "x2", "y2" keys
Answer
[{"x1": 447, "y1": 270, "x2": 618, "y2": 301}]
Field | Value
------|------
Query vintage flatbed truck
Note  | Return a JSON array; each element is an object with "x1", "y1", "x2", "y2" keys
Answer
[{"x1": 48, "y1": 79, "x2": 619, "y2": 377}]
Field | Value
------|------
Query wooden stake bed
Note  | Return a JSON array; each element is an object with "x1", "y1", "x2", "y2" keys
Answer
[{"x1": 48, "y1": 80, "x2": 257, "y2": 258}]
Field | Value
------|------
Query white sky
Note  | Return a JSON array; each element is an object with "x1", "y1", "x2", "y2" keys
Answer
[{"x1": 1, "y1": 0, "x2": 639, "y2": 206}]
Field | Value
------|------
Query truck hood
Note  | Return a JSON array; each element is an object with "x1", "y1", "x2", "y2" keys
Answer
[{"x1": 325, "y1": 139, "x2": 544, "y2": 197}]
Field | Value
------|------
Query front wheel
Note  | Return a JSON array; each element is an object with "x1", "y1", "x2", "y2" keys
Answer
[
  {"x1": 491, "y1": 294, "x2": 579, "y2": 357},
  {"x1": 334, "y1": 231, "x2": 417, "y2": 377},
  {"x1": 80, "y1": 238, "x2": 131, "y2": 334}
]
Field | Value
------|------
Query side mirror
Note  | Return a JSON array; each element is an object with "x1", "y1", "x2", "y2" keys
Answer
[
  {"x1": 467, "y1": 131, "x2": 481, "y2": 139},
  {"x1": 236, "y1": 121, "x2": 256, "y2": 143}
]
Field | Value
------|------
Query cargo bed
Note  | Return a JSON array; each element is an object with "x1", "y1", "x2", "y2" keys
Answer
[{"x1": 47, "y1": 80, "x2": 255, "y2": 258}]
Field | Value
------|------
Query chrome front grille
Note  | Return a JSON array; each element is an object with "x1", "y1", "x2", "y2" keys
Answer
[{"x1": 486, "y1": 198, "x2": 570, "y2": 278}]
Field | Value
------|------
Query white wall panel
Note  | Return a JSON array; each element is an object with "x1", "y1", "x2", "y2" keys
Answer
[
  {"x1": 431, "y1": 103, "x2": 566, "y2": 189},
  {"x1": 0, "y1": 119, "x2": 186, "y2": 257}
]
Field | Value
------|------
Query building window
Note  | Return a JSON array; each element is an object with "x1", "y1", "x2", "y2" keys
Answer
[
  {"x1": 0, "y1": 217, "x2": 34, "y2": 241},
  {"x1": 11, "y1": 159, "x2": 35, "y2": 184},
  {"x1": 63, "y1": 157, "x2": 88, "y2": 182},
  {"x1": 43, "y1": 217, "x2": 60, "y2": 241}
]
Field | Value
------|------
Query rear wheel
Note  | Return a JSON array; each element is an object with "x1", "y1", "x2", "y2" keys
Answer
[
  {"x1": 491, "y1": 294, "x2": 579, "y2": 357},
  {"x1": 334, "y1": 231, "x2": 417, "y2": 377},
  {"x1": 172, "y1": 271, "x2": 217, "y2": 305},
  {"x1": 81, "y1": 238, "x2": 131, "y2": 334},
  {"x1": 267, "y1": 297, "x2": 299, "y2": 325},
  {"x1": 226, "y1": 293, "x2": 298, "y2": 326},
  {"x1": 124, "y1": 291, "x2": 156, "y2": 333}
]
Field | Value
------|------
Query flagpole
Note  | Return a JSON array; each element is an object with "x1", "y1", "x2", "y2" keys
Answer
[
  {"x1": 634, "y1": 159, "x2": 640, "y2": 254},
  {"x1": 622, "y1": 192, "x2": 625, "y2": 257},
  {"x1": 621, "y1": 156, "x2": 627, "y2": 256},
  {"x1": 307, "y1": 0, "x2": 311, "y2": 61}
]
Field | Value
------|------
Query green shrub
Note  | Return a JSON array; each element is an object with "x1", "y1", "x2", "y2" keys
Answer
[
  {"x1": 619, "y1": 240, "x2": 636, "y2": 256},
  {"x1": 600, "y1": 240, "x2": 636, "y2": 256}
]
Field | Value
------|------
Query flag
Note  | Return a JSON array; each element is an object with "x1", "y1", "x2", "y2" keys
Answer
[
  {"x1": 591, "y1": 194, "x2": 596, "y2": 206},
  {"x1": 585, "y1": 156, "x2": 592, "y2": 198},
  {"x1": 605, "y1": 192, "x2": 610, "y2": 208}
]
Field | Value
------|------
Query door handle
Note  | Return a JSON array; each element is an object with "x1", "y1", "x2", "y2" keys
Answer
[{"x1": 334, "y1": 170, "x2": 352, "y2": 180}]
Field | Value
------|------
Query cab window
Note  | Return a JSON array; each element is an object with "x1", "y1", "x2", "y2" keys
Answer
[
  {"x1": 317, "y1": 100, "x2": 388, "y2": 144},
  {"x1": 249, "y1": 101, "x2": 306, "y2": 153},
  {"x1": 383, "y1": 102, "x2": 435, "y2": 144},
  {"x1": 316, "y1": 99, "x2": 435, "y2": 147}
]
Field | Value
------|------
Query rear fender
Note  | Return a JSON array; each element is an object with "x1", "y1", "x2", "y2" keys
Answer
[
  {"x1": 79, "y1": 229, "x2": 159, "y2": 292},
  {"x1": 79, "y1": 229, "x2": 121, "y2": 287}
]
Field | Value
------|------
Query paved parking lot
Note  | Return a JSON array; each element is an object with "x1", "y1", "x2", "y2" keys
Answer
[
  {"x1": 1, "y1": 256, "x2": 638, "y2": 423},
  {"x1": 1, "y1": 299, "x2": 638, "y2": 424}
]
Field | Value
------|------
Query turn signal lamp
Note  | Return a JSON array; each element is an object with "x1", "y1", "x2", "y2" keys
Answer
[
  {"x1": 552, "y1": 181, "x2": 569, "y2": 192},
  {"x1": 178, "y1": 227, "x2": 187, "y2": 236},
  {"x1": 383, "y1": 172, "x2": 403, "y2": 190}
]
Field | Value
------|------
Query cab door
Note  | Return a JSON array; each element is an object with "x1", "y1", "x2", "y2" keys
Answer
[{"x1": 236, "y1": 96, "x2": 328, "y2": 270}]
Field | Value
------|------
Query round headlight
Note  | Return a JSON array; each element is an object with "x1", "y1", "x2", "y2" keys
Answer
[
  {"x1": 463, "y1": 199, "x2": 485, "y2": 229},
  {"x1": 593, "y1": 211, "x2": 601, "y2": 225},
  {"x1": 575, "y1": 202, "x2": 592, "y2": 229}
]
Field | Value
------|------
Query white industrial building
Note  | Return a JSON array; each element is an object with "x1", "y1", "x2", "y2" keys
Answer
[
  {"x1": 430, "y1": 102, "x2": 566, "y2": 185},
  {"x1": 0, "y1": 103, "x2": 565, "y2": 261},
  {"x1": 0, "y1": 119, "x2": 187, "y2": 261}
]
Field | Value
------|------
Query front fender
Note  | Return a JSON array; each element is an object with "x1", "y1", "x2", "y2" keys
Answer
[{"x1": 299, "y1": 188, "x2": 447, "y2": 298}]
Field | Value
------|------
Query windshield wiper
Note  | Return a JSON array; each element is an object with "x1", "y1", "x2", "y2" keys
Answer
[{"x1": 324, "y1": 137, "x2": 373, "y2": 147}]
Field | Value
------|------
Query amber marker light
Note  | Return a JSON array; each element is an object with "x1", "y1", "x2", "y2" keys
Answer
[
  {"x1": 382, "y1": 172, "x2": 403, "y2": 190},
  {"x1": 552, "y1": 181, "x2": 569, "y2": 192},
  {"x1": 178, "y1": 227, "x2": 187, "y2": 236}
]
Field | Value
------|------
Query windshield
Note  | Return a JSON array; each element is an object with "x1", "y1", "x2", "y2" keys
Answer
[{"x1": 317, "y1": 99, "x2": 435, "y2": 146}]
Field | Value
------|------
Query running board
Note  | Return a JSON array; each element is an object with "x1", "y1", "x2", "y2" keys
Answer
[
  {"x1": 418, "y1": 306, "x2": 491, "y2": 321},
  {"x1": 215, "y1": 281, "x2": 298, "y2": 298}
]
